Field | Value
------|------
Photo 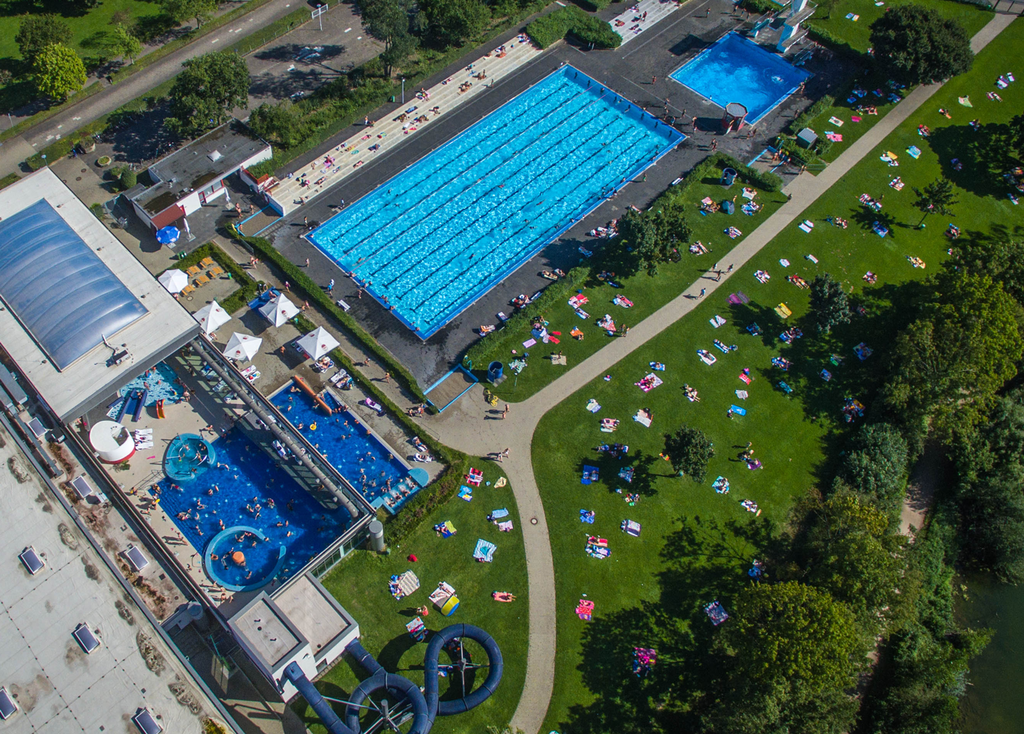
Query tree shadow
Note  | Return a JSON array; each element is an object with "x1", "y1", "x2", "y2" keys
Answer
[
  {"x1": 250, "y1": 68, "x2": 328, "y2": 101},
  {"x1": 850, "y1": 204, "x2": 898, "y2": 239},
  {"x1": 928, "y1": 122, "x2": 1007, "y2": 199}
]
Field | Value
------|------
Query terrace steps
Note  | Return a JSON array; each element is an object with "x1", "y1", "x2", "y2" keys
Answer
[{"x1": 268, "y1": 38, "x2": 545, "y2": 216}]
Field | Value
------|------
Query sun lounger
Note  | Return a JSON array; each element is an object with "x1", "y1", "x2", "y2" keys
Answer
[{"x1": 473, "y1": 539, "x2": 497, "y2": 563}]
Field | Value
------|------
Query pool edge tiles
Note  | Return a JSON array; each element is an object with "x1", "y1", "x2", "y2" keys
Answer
[
  {"x1": 307, "y1": 65, "x2": 685, "y2": 339},
  {"x1": 670, "y1": 32, "x2": 812, "y2": 125}
]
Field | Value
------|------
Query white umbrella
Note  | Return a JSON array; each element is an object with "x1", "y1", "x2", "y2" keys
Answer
[
  {"x1": 222, "y1": 332, "x2": 262, "y2": 362},
  {"x1": 258, "y1": 294, "x2": 300, "y2": 327},
  {"x1": 194, "y1": 300, "x2": 230, "y2": 336},
  {"x1": 297, "y1": 326, "x2": 340, "y2": 360},
  {"x1": 158, "y1": 269, "x2": 189, "y2": 294}
]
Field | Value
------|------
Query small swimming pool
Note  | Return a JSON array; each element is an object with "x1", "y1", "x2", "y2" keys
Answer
[
  {"x1": 308, "y1": 65, "x2": 683, "y2": 337},
  {"x1": 671, "y1": 33, "x2": 811, "y2": 124},
  {"x1": 270, "y1": 387, "x2": 419, "y2": 514},
  {"x1": 157, "y1": 428, "x2": 352, "y2": 591}
]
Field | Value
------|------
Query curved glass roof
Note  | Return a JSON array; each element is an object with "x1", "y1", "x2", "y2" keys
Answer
[{"x1": 0, "y1": 199, "x2": 147, "y2": 370}]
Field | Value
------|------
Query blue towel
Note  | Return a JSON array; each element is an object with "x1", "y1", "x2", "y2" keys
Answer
[
  {"x1": 473, "y1": 539, "x2": 497, "y2": 562},
  {"x1": 730, "y1": 405, "x2": 747, "y2": 416}
]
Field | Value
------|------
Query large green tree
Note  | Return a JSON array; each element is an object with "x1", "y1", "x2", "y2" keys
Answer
[
  {"x1": 108, "y1": 23, "x2": 143, "y2": 65},
  {"x1": 248, "y1": 102, "x2": 307, "y2": 147},
  {"x1": 809, "y1": 273, "x2": 850, "y2": 334},
  {"x1": 16, "y1": 14, "x2": 73, "y2": 64},
  {"x1": 33, "y1": 43, "x2": 87, "y2": 101},
  {"x1": 361, "y1": 0, "x2": 415, "y2": 75},
  {"x1": 946, "y1": 228, "x2": 1024, "y2": 304},
  {"x1": 881, "y1": 272, "x2": 1024, "y2": 443},
  {"x1": 704, "y1": 678, "x2": 857, "y2": 734},
  {"x1": 834, "y1": 423, "x2": 909, "y2": 516},
  {"x1": 161, "y1": 0, "x2": 218, "y2": 27},
  {"x1": 422, "y1": 0, "x2": 490, "y2": 48},
  {"x1": 663, "y1": 425, "x2": 714, "y2": 482},
  {"x1": 726, "y1": 581, "x2": 862, "y2": 691},
  {"x1": 167, "y1": 51, "x2": 250, "y2": 138},
  {"x1": 869, "y1": 5, "x2": 973, "y2": 85}
]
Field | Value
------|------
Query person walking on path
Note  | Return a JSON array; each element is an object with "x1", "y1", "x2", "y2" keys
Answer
[
  {"x1": 382, "y1": 372, "x2": 391, "y2": 385},
  {"x1": 727, "y1": 263, "x2": 734, "y2": 273},
  {"x1": 502, "y1": 404, "x2": 510, "y2": 420},
  {"x1": 710, "y1": 138, "x2": 718, "y2": 152},
  {"x1": 699, "y1": 288, "x2": 707, "y2": 298},
  {"x1": 327, "y1": 278, "x2": 335, "y2": 294},
  {"x1": 305, "y1": 258, "x2": 310, "y2": 268}
]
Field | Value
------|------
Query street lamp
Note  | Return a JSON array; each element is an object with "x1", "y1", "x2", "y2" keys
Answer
[
  {"x1": 41, "y1": 154, "x2": 47, "y2": 167},
  {"x1": 401, "y1": 78, "x2": 405, "y2": 105}
]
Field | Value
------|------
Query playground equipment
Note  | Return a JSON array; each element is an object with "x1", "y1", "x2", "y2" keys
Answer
[
  {"x1": 156, "y1": 399, "x2": 165, "y2": 419},
  {"x1": 283, "y1": 623, "x2": 503, "y2": 734},
  {"x1": 293, "y1": 375, "x2": 332, "y2": 416},
  {"x1": 132, "y1": 388, "x2": 148, "y2": 422}
]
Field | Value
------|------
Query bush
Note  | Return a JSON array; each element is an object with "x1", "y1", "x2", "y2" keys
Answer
[
  {"x1": 789, "y1": 94, "x2": 835, "y2": 135},
  {"x1": 573, "y1": 0, "x2": 616, "y2": 10},
  {"x1": 120, "y1": 168, "x2": 138, "y2": 190},
  {"x1": 527, "y1": 6, "x2": 621, "y2": 49},
  {"x1": 741, "y1": 0, "x2": 780, "y2": 13},
  {"x1": 804, "y1": 24, "x2": 860, "y2": 59}
]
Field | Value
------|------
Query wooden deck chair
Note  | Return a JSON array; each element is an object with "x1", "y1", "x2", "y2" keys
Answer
[
  {"x1": 187, "y1": 265, "x2": 201, "y2": 276},
  {"x1": 194, "y1": 274, "x2": 210, "y2": 287}
]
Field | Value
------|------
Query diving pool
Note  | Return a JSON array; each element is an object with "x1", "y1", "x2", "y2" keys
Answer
[
  {"x1": 270, "y1": 387, "x2": 419, "y2": 514},
  {"x1": 308, "y1": 65, "x2": 683, "y2": 337},
  {"x1": 670, "y1": 33, "x2": 811, "y2": 124},
  {"x1": 157, "y1": 429, "x2": 352, "y2": 591}
]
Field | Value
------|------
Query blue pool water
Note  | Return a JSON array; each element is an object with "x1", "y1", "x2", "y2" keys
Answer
[
  {"x1": 157, "y1": 429, "x2": 352, "y2": 590},
  {"x1": 670, "y1": 33, "x2": 811, "y2": 124},
  {"x1": 308, "y1": 66, "x2": 683, "y2": 337},
  {"x1": 270, "y1": 387, "x2": 418, "y2": 514}
]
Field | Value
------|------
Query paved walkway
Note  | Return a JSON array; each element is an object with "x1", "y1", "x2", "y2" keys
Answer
[{"x1": 411, "y1": 12, "x2": 1017, "y2": 733}]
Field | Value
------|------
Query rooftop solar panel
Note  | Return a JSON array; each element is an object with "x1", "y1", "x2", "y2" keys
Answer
[
  {"x1": 132, "y1": 707, "x2": 163, "y2": 734},
  {"x1": 124, "y1": 545, "x2": 149, "y2": 571},
  {"x1": 0, "y1": 687, "x2": 17, "y2": 720},
  {"x1": 18, "y1": 546, "x2": 44, "y2": 575},
  {"x1": 0, "y1": 199, "x2": 148, "y2": 370},
  {"x1": 73, "y1": 622, "x2": 100, "y2": 654},
  {"x1": 71, "y1": 475, "x2": 94, "y2": 499}
]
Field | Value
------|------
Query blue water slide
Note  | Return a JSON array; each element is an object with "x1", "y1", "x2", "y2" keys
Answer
[
  {"x1": 282, "y1": 662, "x2": 356, "y2": 734},
  {"x1": 115, "y1": 393, "x2": 131, "y2": 423},
  {"x1": 345, "y1": 639, "x2": 383, "y2": 676},
  {"x1": 423, "y1": 624, "x2": 504, "y2": 724},
  {"x1": 133, "y1": 389, "x2": 148, "y2": 422},
  {"x1": 345, "y1": 672, "x2": 429, "y2": 734}
]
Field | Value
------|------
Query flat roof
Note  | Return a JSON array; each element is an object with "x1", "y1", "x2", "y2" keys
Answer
[
  {"x1": 229, "y1": 596, "x2": 303, "y2": 671},
  {"x1": 0, "y1": 199, "x2": 148, "y2": 370},
  {"x1": 0, "y1": 427, "x2": 215, "y2": 733},
  {"x1": 273, "y1": 574, "x2": 358, "y2": 659},
  {"x1": 0, "y1": 169, "x2": 199, "y2": 421},
  {"x1": 136, "y1": 121, "x2": 269, "y2": 215}
]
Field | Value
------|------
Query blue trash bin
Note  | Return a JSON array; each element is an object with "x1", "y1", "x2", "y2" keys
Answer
[
  {"x1": 722, "y1": 200, "x2": 735, "y2": 215},
  {"x1": 488, "y1": 361, "x2": 504, "y2": 382},
  {"x1": 721, "y1": 168, "x2": 738, "y2": 186}
]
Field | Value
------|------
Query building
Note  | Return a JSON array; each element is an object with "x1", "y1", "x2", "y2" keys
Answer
[
  {"x1": 0, "y1": 168, "x2": 199, "y2": 422},
  {"x1": 128, "y1": 120, "x2": 272, "y2": 233}
]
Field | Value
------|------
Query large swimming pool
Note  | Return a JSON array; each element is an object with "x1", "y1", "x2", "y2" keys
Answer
[
  {"x1": 308, "y1": 66, "x2": 683, "y2": 337},
  {"x1": 270, "y1": 387, "x2": 419, "y2": 513},
  {"x1": 671, "y1": 33, "x2": 811, "y2": 124},
  {"x1": 157, "y1": 429, "x2": 352, "y2": 591}
]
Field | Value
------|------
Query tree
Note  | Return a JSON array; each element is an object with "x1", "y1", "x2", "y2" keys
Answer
[
  {"x1": 161, "y1": 0, "x2": 218, "y2": 27},
  {"x1": 834, "y1": 423, "x2": 909, "y2": 516},
  {"x1": 663, "y1": 425, "x2": 714, "y2": 482},
  {"x1": 422, "y1": 0, "x2": 490, "y2": 48},
  {"x1": 946, "y1": 230, "x2": 1024, "y2": 304},
  {"x1": 809, "y1": 273, "x2": 850, "y2": 334},
  {"x1": 704, "y1": 677, "x2": 857, "y2": 734},
  {"x1": 108, "y1": 24, "x2": 143, "y2": 65},
  {"x1": 869, "y1": 5, "x2": 973, "y2": 85},
  {"x1": 913, "y1": 177, "x2": 959, "y2": 227},
  {"x1": 725, "y1": 581, "x2": 862, "y2": 691},
  {"x1": 248, "y1": 102, "x2": 307, "y2": 147},
  {"x1": 167, "y1": 52, "x2": 250, "y2": 139},
  {"x1": 361, "y1": 0, "x2": 415, "y2": 75},
  {"x1": 881, "y1": 272, "x2": 1024, "y2": 443},
  {"x1": 16, "y1": 14, "x2": 73, "y2": 64},
  {"x1": 380, "y1": 31, "x2": 417, "y2": 77},
  {"x1": 33, "y1": 43, "x2": 87, "y2": 101}
]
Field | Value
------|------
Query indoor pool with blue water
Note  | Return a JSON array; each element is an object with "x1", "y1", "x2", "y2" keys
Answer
[
  {"x1": 671, "y1": 33, "x2": 811, "y2": 124},
  {"x1": 308, "y1": 66, "x2": 683, "y2": 337},
  {"x1": 157, "y1": 429, "x2": 351, "y2": 591},
  {"x1": 271, "y1": 388, "x2": 419, "y2": 513}
]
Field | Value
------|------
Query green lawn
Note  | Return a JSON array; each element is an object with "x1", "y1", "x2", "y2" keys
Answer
[
  {"x1": 795, "y1": 79, "x2": 904, "y2": 162},
  {"x1": 807, "y1": 0, "x2": 992, "y2": 54},
  {"x1": 477, "y1": 161, "x2": 789, "y2": 401},
  {"x1": 307, "y1": 463, "x2": 528, "y2": 734},
  {"x1": 534, "y1": 18, "x2": 1024, "y2": 732}
]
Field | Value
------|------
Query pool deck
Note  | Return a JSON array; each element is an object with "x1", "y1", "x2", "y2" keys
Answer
[{"x1": 611, "y1": 0, "x2": 684, "y2": 46}]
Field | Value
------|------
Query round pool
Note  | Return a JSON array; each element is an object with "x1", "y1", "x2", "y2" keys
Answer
[
  {"x1": 204, "y1": 526, "x2": 287, "y2": 592},
  {"x1": 164, "y1": 434, "x2": 216, "y2": 481}
]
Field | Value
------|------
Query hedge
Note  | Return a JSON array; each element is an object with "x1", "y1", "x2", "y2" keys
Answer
[
  {"x1": 573, "y1": 0, "x2": 617, "y2": 10},
  {"x1": 804, "y1": 24, "x2": 862, "y2": 59},
  {"x1": 740, "y1": 0, "x2": 782, "y2": 14},
  {"x1": 230, "y1": 227, "x2": 429, "y2": 404},
  {"x1": 788, "y1": 94, "x2": 835, "y2": 135},
  {"x1": 462, "y1": 266, "x2": 590, "y2": 370},
  {"x1": 164, "y1": 242, "x2": 258, "y2": 314},
  {"x1": 0, "y1": 172, "x2": 19, "y2": 191},
  {"x1": 526, "y1": 5, "x2": 622, "y2": 50},
  {"x1": 706, "y1": 152, "x2": 784, "y2": 193}
]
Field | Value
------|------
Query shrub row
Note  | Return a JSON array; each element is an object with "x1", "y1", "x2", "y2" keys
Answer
[
  {"x1": 0, "y1": 172, "x2": 19, "y2": 191},
  {"x1": 740, "y1": 0, "x2": 782, "y2": 15},
  {"x1": 231, "y1": 228, "x2": 428, "y2": 404},
  {"x1": 788, "y1": 93, "x2": 835, "y2": 135},
  {"x1": 573, "y1": 0, "x2": 617, "y2": 11},
  {"x1": 164, "y1": 242, "x2": 259, "y2": 314},
  {"x1": 804, "y1": 24, "x2": 862, "y2": 59},
  {"x1": 527, "y1": 5, "x2": 622, "y2": 49},
  {"x1": 707, "y1": 151, "x2": 784, "y2": 192},
  {"x1": 462, "y1": 266, "x2": 590, "y2": 369}
]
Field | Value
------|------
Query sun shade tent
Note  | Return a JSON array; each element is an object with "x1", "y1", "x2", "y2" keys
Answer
[
  {"x1": 157, "y1": 269, "x2": 189, "y2": 294},
  {"x1": 19, "y1": 546, "x2": 45, "y2": 575},
  {"x1": 73, "y1": 622, "x2": 101, "y2": 653},
  {"x1": 132, "y1": 707, "x2": 163, "y2": 734},
  {"x1": 0, "y1": 199, "x2": 148, "y2": 370},
  {"x1": 0, "y1": 688, "x2": 17, "y2": 720},
  {"x1": 222, "y1": 333, "x2": 262, "y2": 361},
  {"x1": 123, "y1": 545, "x2": 149, "y2": 572},
  {"x1": 296, "y1": 327, "x2": 340, "y2": 360},
  {"x1": 258, "y1": 294, "x2": 300, "y2": 327},
  {"x1": 194, "y1": 300, "x2": 230, "y2": 336},
  {"x1": 155, "y1": 226, "x2": 180, "y2": 245}
]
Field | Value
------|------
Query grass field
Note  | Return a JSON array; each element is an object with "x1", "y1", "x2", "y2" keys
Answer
[
  {"x1": 478, "y1": 161, "x2": 789, "y2": 401},
  {"x1": 807, "y1": 0, "x2": 992, "y2": 53},
  {"x1": 533, "y1": 18, "x2": 1024, "y2": 732},
  {"x1": 306, "y1": 462, "x2": 528, "y2": 734}
]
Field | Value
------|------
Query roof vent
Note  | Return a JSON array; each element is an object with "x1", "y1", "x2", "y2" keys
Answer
[{"x1": 208, "y1": 150, "x2": 222, "y2": 162}]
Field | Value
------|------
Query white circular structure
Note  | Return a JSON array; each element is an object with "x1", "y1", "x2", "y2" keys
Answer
[{"x1": 89, "y1": 420, "x2": 135, "y2": 463}]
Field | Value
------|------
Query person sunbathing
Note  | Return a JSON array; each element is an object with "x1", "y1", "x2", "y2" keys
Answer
[
  {"x1": 939, "y1": 108, "x2": 952, "y2": 118},
  {"x1": 493, "y1": 591, "x2": 516, "y2": 602}
]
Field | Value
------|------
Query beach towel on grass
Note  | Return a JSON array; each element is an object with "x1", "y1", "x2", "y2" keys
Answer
[
  {"x1": 474, "y1": 539, "x2": 497, "y2": 563},
  {"x1": 497, "y1": 520, "x2": 514, "y2": 532},
  {"x1": 586, "y1": 399, "x2": 602, "y2": 413},
  {"x1": 730, "y1": 405, "x2": 747, "y2": 416},
  {"x1": 490, "y1": 508, "x2": 510, "y2": 520},
  {"x1": 458, "y1": 486, "x2": 473, "y2": 501}
]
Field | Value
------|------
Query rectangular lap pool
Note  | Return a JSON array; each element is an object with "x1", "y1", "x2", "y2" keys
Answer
[
  {"x1": 308, "y1": 66, "x2": 683, "y2": 337},
  {"x1": 670, "y1": 33, "x2": 811, "y2": 124}
]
